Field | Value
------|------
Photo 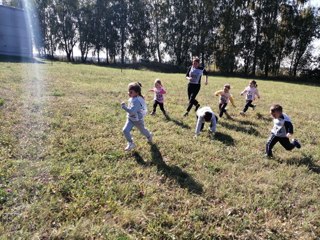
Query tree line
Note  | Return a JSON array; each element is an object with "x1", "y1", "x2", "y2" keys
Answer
[{"x1": 3, "y1": 0, "x2": 320, "y2": 77}]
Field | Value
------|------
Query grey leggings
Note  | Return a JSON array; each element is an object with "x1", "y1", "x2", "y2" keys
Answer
[{"x1": 122, "y1": 119, "x2": 151, "y2": 143}]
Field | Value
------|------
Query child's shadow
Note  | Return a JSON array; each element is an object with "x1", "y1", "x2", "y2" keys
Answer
[
  {"x1": 133, "y1": 144, "x2": 203, "y2": 194},
  {"x1": 211, "y1": 132, "x2": 235, "y2": 146},
  {"x1": 256, "y1": 113, "x2": 272, "y2": 122},
  {"x1": 285, "y1": 154, "x2": 320, "y2": 174},
  {"x1": 164, "y1": 114, "x2": 191, "y2": 129},
  {"x1": 220, "y1": 121, "x2": 261, "y2": 137}
]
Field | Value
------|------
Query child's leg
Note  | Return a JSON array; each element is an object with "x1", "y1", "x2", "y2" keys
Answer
[
  {"x1": 134, "y1": 120, "x2": 152, "y2": 139},
  {"x1": 243, "y1": 100, "x2": 253, "y2": 113},
  {"x1": 266, "y1": 134, "x2": 279, "y2": 156},
  {"x1": 278, "y1": 137, "x2": 295, "y2": 151},
  {"x1": 159, "y1": 102, "x2": 166, "y2": 114},
  {"x1": 152, "y1": 100, "x2": 158, "y2": 113},
  {"x1": 122, "y1": 119, "x2": 135, "y2": 143},
  {"x1": 219, "y1": 103, "x2": 227, "y2": 117}
]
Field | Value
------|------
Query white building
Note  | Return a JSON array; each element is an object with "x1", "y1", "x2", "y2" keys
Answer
[{"x1": 0, "y1": 5, "x2": 32, "y2": 58}]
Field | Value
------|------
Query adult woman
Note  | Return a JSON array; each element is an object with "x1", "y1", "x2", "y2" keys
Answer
[{"x1": 184, "y1": 57, "x2": 208, "y2": 117}]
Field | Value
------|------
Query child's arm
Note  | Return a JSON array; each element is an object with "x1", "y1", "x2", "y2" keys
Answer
[
  {"x1": 240, "y1": 88, "x2": 247, "y2": 96},
  {"x1": 284, "y1": 121, "x2": 294, "y2": 138},
  {"x1": 195, "y1": 116, "x2": 204, "y2": 136},
  {"x1": 149, "y1": 89, "x2": 155, "y2": 92},
  {"x1": 160, "y1": 88, "x2": 166, "y2": 94},
  {"x1": 214, "y1": 90, "x2": 222, "y2": 96},
  {"x1": 121, "y1": 99, "x2": 139, "y2": 114},
  {"x1": 210, "y1": 116, "x2": 217, "y2": 133},
  {"x1": 255, "y1": 89, "x2": 260, "y2": 99},
  {"x1": 229, "y1": 95, "x2": 236, "y2": 107}
]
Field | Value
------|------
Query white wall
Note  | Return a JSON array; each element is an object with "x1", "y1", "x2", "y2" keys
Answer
[{"x1": 0, "y1": 5, "x2": 32, "y2": 57}]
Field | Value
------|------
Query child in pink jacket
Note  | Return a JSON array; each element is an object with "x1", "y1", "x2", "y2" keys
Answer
[{"x1": 149, "y1": 79, "x2": 167, "y2": 116}]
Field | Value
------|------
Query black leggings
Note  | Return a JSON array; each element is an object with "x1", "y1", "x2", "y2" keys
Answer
[
  {"x1": 266, "y1": 134, "x2": 295, "y2": 156},
  {"x1": 219, "y1": 103, "x2": 228, "y2": 117},
  {"x1": 243, "y1": 100, "x2": 254, "y2": 112},
  {"x1": 152, "y1": 100, "x2": 166, "y2": 113},
  {"x1": 186, "y1": 83, "x2": 201, "y2": 112}
]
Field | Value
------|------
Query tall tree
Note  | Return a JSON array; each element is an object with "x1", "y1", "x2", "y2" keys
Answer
[
  {"x1": 77, "y1": 0, "x2": 94, "y2": 62},
  {"x1": 289, "y1": 6, "x2": 319, "y2": 76},
  {"x1": 127, "y1": 0, "x2": 150, "y2": 62},
  {"x1": 215, "y1": 0, "x2": 241, "y2": 73},
  {"x1": 54, "y1": 0, "x2": 79, "y2": 62}
]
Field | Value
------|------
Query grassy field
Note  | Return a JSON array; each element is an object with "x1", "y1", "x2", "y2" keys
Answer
[{"x1": 0, "y1": 61, "x2": 319, "y2": 239}]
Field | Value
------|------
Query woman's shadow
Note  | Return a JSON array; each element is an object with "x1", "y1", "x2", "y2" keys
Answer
[
  {"x1": 133, "y1": 144, "x2": 203, "y2": 194},
  {"x1": 164, "y1": 114, "x2": 191, "y2": 129}
]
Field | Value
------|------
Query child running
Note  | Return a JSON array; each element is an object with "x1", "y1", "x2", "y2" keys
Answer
[
  {"x1": 194, "y1": 106, "x2": 217, "y2": 138},
  {"x1": 266, "y1": 104, "x2": 301, "y2": 158},
  {"x1": 214, "y1": 84, "x2": 236, "y2": 118},
  {"x1": 121, "y1": 82, "x2": 152, "y2": 151},
  {"x1": 149, "y1": 79, "x2": 167, "y2": 116},
  {"x1": 240, "y1": 80, "x2": 260, "y2": 115}
]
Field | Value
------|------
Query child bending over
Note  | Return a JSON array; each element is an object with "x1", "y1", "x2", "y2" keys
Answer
[{"x1": 194, "y1": 106, "x2": 218, "y2": 138}]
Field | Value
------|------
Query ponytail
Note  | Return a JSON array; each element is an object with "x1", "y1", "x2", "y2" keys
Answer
[{"x1": 128, "y1": 82, "x2": 144, "y2": 98}]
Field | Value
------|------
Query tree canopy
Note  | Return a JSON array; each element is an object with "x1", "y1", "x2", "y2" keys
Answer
[{"x1": 3, "y1": 0, "x2": 320, "y2": 76}]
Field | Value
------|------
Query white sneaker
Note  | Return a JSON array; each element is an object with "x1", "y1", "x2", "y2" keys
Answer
[
  {"x1": 125, "y1": 142, "x2": 136, "y2": 151},
  {"x1": 147, "y1": 133, "x2": 153, "y2": 143}
]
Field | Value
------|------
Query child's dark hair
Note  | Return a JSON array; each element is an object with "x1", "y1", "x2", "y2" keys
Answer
[
  {"x1": 204, "y1": 112, "x2": 213, "y2": 122},
  {"x1": 155, "y1": 79, "x2": 162, "y2": 86},
  {"x1": 270, "y1": 104, "x2": 282, "y2": 113},
  {"x1": 193, "y1": 57, "x2": 200, "y2": 63},
  {"x1": 250, "y1": 80, "x2": 258, "y2": 88},
  {"x1": 224, "y1": 84, "x2": 231, "y2": 89},
  {"x1": 128, "y1": 82, "x2": 144, "y2": 98}
]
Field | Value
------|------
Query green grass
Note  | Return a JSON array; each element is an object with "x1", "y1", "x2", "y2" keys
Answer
[{"x1": 0, "y1": 61, "x2": 319, "y2": 239}]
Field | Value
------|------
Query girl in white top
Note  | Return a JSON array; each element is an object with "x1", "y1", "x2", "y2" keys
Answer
[
  {"x1": 121, "y1": 82, "x2": 152, "y2": 151},
  {"x1": 240, "y1": 80, "x2": 260, "y2": 115}
]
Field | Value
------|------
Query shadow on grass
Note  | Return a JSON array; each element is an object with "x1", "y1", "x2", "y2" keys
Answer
[
  {"x1": 233, "y1": 118, "x2": 259, "y2": 126},
  {"x1": 164, "y1": 114, "x2": 191, "y2": 129},
  {"x1": 133, "y1": 145, "x2": 203, "y2": 194},
  {"x1": 220, "y1": 121, "x2": 261, "y2": 137},
  {"x1": 212, "y1": 132, "x2": 235, "y2": 146},
  {"x1": 286, "y1": 154, "x2": 320, "y2": 174},
  {"x1": 255, "y1": 113, "x2": 272, "y2": 122}
]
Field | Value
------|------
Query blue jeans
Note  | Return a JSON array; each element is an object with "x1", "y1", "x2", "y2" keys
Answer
[{"x1": 122, "y1": 119, "x2": 151, "y2": 143}]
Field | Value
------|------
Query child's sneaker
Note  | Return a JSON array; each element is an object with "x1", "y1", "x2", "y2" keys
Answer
[
  {"x1": 264, "y1": 154, "x2": 273, "y2": 159},
  {"x1": 252, "y1": 105, "x2": 256, "y2": 110},
  {"x1": 195, "y1": 103, "x2": 200, "y2": 112},
  {"x1": 125, "y1": 142, "x2": 136, "y2": 151},
  {"x1": 183, "y1": 112, "x2": 189, "y2": 117},
  {"x1": 147, "y1": 133, "x2": 153, "y2": 143},
  {"x1": 240, "y1": 111, "x2": 245, "y2": 116},
  {"x1": 150, "y1": 111, "x2": 155, "y2": 115},
  {"x1": 293, "y1": 139, "x2": 301, "y2": 149}
]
